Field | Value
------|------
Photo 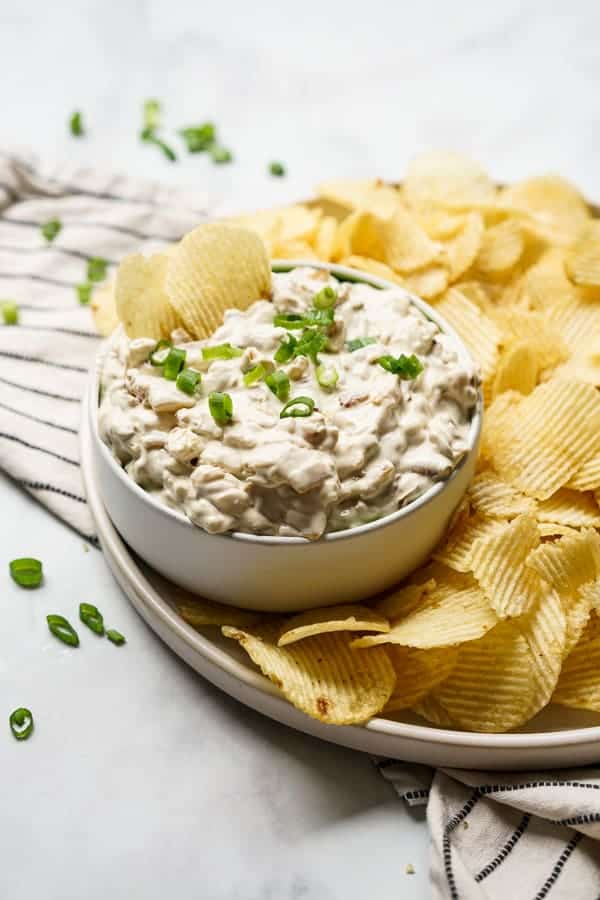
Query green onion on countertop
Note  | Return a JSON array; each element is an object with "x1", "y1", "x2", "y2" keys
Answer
[
  {"x1": 9, "y1": 558, "x2": 43, "y2": 588},
  {"x1": 9, "y1": 708, "x2": 34, "y2": 741},
  {"x1": 209, "y1": 391, "x2": 233, "y2": 426},
  {"x1": 265, "y1": 370, "x2": 290, "y2": 403},
  {"x1": 46, "y1": 614, "x2": 79, "y2": 647},
  {"x1": 269, "y1": 161, "x2": 286, "y2": 177},
  {"x1": 76, "y1": 283, "x2": 92, "y2": 305},
  {"x1": 2, "y1": 301, "x2": 18, "y2": 325},
  {"x1": 140, "y1": 99, "x2": 177, "y2": 162},
  {"x1": 106, "y1": 629, "x2": 126, "y2": 646},
  {"x1": 69, "y1": 111, "x2": 84, "y2": 137},
  {"x1": 41, "y1": 218, "x2": 62, "y2": 243},
  {"x1": 143, "y1": 99, "x2": 162, "y2": 132},
  {"x1": 179, "y1": 123, "x2": 216, "y2": 153},
  {"x1": 280, "y1": 396, "x2": 315, "y2": 419},
  {"x1": 176, "y1": 368, "x2": 202, "y2": 395},
  {"x1": 87, "y1": 257, "x2": 108, "y2": 283},
  {"x1": 210, "y1": 145, "x2": 233, "y2": 164},
  {"x1": 79, "y1": 603, "x2": 105, "y2": 636},
  {"x1": 378, "y1": 353, "x2": 423, "y2": 379}
]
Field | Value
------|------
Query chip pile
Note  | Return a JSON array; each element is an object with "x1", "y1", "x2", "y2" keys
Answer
[{"x1": 94, "y1": 151, "x2": 600, "y2": 732}]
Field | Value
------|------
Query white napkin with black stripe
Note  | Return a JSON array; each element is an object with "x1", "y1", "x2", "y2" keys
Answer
[{"x1": 1, "y1": 152, "x2": 600, "y2": 898}]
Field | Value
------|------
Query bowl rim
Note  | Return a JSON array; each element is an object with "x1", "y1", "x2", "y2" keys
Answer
[{"x1": 92, "y1": 259, "x2": 483, "y2": 546}]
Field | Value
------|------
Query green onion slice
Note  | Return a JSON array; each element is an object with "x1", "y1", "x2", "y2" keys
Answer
[
  {"x1": 307, "y1": 307, "x2": 334, "y2": 328},
  {"x1": 143, "y1": 98, "x2": 161, "y2": 131},
  {"x1": 79, "y1": 602, "x2": 105, "y2": 636},
  {"x1": 313, "y1": 286, "x2": 337, "y2": 310},
  {"x1": 176, "y1": 368, "x2": 202, "y2": 395},
  {"x1": 274, "y1": 313, "x2": 307, "y2": 330},
  {"x1": 41, "y1": 218, "x2": 62, "y2": 243},
  {"x1": 274, "y1": 334, "x2": 298, "y2": 363},
  {"x1": 163, "y1": 347, "x2": 187, "y2": 380},
  {"x1": 149, "y1": 339, "x2": 172, "y2": 366},
  {"x1": 316, "y1": 364, "x2": 339, "y2": 391},
  {"x1": 140, "y1": 129, "x2": 178, "y2": 162},
  {"x1": 265, "y1": 370, "x2": 290, "y2": 402},
  {"x1": 208, "y1": 391, "x2": 233, "y2": 426},
  {"x1": 47, "y1": 614, "x2": 79, "y2": 647},
  {"x1": 269, "y1": 161, "x2": 286, "y2": 177},
  {"x1": 378, "y1": 353, "x2": 424, "y2": 379},
  {"x1": 179, "y1": 123, "x2": 216, "y2": 153},
  {"x1": 210, "y1": 145, "x2": 233, "y2": 164},
  {"x1": 87, "y1": 257, "x2": 108, "y2": 283},
  {"x1": 9, "y1": 708, "x2": 34, "y2": 741},
  {"x1": 106, "y1": 629, "x2": 126, "y2": 646},
  {"x1": 2, "y1": 301, "x2": 18, "y2": 325},
  {"x1": 347, "y1": 336, "x2": 377, "y2": 352},
  {"x1": 295, "y1": 328, "x2": 328, "y2": 362},
  {"x1": 202, "y1": 343, "x2": 244, "y2": 361},
  {"x1": 280, "y1": 396, "x2": 315, "y2": 419},
  {"x1": 69, "y1": 111, "x2": 84, "y2": 137},
  {"x1": 9, "y1": 557, "x2": 43, "y2": 588},
  {"x1": 243, "y1": 363, "x2": 269, "y2": 387},
  {"x1": 76, "y1": 283, "x2": 92, "y2": 305}
]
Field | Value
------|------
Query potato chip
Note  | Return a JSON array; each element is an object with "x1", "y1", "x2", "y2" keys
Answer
[
  {"x1": 475, "y1": 219, "x2": 524, "y2": 276},
  {"x1": 577, "y1": 579, "x2": 600, "y2": 617},
  {"x1": 412, "y1": 693, "x2": 457, "y2": 728},
  {"x1": 313, "y1": 215, "x2": 338, "y2": 260},
  {"x1": 491, "y1": 307, "x2": 569, "y2": 372},
  {"x1": 565, "y1": 223, "x2": 600, "y2": 287},
  {"x1": 538, "y1": 522, "x2": 581, "y2": 539},
  {"x1": 277, "y1": 604, "x2": 389, "y2": 647},
  {"x1": 469, "y1": 471, "x2": 537, "y2": 519},
  {"x1": 358, "y1": 183, "x2": 401, "y2": 220},
  {"x1": 352, "y1": 580, "x2": 498, "y2": 650},
  {"x1": 175, "y1": 598, "x2": 263, "y2": 629},
  {"x1": 528, "y1": 529, "x2": 600, "y2": 597},
  {"x1": 383, "y1": 645, "x2": 459, "y2": 712},
  {"x1": 500, "y1": 176, "x2": 590, "y2": 231},
  {"x1": 222, "y1": 625, "x2": 395, "y2": 724},
  {"x1": 479, "y1": 390, "x2": 523, "y2": 462},
  {"x1": 377, "y1": 206, "x2": 443, "y2": 272},
  {"x1": 272, "y1": 239, "x2": 318, "y2": 260},
  {"x1": 399, "y1": 265, "x2": 449, "y2": 300},
  {"x1": 403, "y1": 151, "x2": 496, "y2": 211},
  {"x1": 469, "y1": 514, "x2": 543, "y2": 618},
  {"x1": 435, "y1": 288, "x2": 501, "y2": 380},
  {"x1": 165, "y1": 224, "x2": 271, "y2": 339},
  {"x1": 339, "y1": 256, "x2": 404, "y2": 284},
  {"x1": 417, "y1": 210, "x2": 466, "y2": 240},
  {"x1": 489, "y1": 379, "x2": 600, "y2": 500},
  {"x1": 276, "y1": 205, "x2": 322, "y2": 244},
  {"x1": 568, "y1": 455, "x2": 600, "y2": 491},
  {"x1": 332, "y1": 212, "x2": 384, "y2": 261},
  {"x1": 374, "y1": 578, "x2": 437, "y2": 621},
  {"x1": 442, "y1": 212, "x2": 485, "y2": 281},
  {"x1": 518, "y1": 588, "x2": 566, "y2": 718},
  {"x1": 553, "y1": 616, "x2": 600, "y2": 711},
  {"x1": 90, "y1": 280, "x2": 119, "y2": 337},
  {"x1": 536, "y1": 488, "x2": 600, "y2": 528},
  {"x1": 492, "y1": 341, "x2": 538, "y2": 398},
  {"x1": 563, "y1": 587, "x2": 594, "y2": 658},
  {"x1": 316, "y1": 178, "x2": 380, "y2": 211},
  {"x1": 433, "y1": 513, "x2": 504, "y2": 572},
  {"x1": 115, "y1": 252, "x2": 182, "y2": 339}
]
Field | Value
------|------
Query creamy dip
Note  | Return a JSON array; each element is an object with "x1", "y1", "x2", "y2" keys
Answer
[{"x1": 99, "y1": 267, "x2": 480, "y2": 540}]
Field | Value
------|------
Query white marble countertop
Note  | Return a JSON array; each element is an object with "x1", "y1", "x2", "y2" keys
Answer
[{"x1": 2, "y1": 1, "x2": 600, "y2": 896}]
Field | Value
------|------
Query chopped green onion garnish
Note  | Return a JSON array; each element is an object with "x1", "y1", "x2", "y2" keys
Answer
[
  {"x1": 41, "y1": 218, "x2": 62, "y2": 243},
  {"x1": 79, "y1": 602, "x2": 104, "y2": 636},
  {"x1": 347, "y1": 336, "x2": 377, "y2": 352},
  {"x1": 76, "y1": 283, "x2": 92, "y2": 305},
  {"x1": 9, "y1": 708, "x2": 34, "y2": 741},
  {"x1": 208, "y1": 391, "x2": 233, "y2": 426},
  {"x1": 244, "y1": 363, "x2": 269, "y2": 387},
  {"x1": 87, "y1": 257, "x2": 108, "y2": 283},
  {"x1": 295, "y1": 328, "x2": 328, "y2": 362},
  {"x1": 280, "y1": 396, "x2": 315, "y2": 419},
  {"x1": 163, "y1": 347, "x2": 186, "y2": 381},
  {"x1": 274, "y1": 334, "x2": 298, "y2": 363},
  {"x1": 2, "y1": 301, "x2": 18, "y2": 325},
  {"x1": 176, "y1": 368, "x2": 202, "y2": 395},
  {"x1": 378, "y1": 354, "x2": 424, "y2": 379},
  {"x1": 47, "y1": 614, "x2": 79, "y2": 647},
  {"x1": 269, "y1": 161, "x2": 286, "y2": 177},
  {"x1": 265, "y1": 370, "x2": 290, "y2": 403},
  {"x1": 316, "y1": 364, "x2": 339, "y2": 391},
  {"x1": 149, "y1": 339, "x2": 172, "y2": 366},
  {"x1": 179, "y1": 123, "x2": 216, "y2": 153},
  {"x1": 313, "y1": 286, "x2": 337, "y2": 310},
  {"x1": 307, "y1": 307, "x2": 335, "y2": 328},
  {"x1": 106, "y1": 629, "x2": 126, "y2": 646},
  {"x1": 9, "y1": 557, "x2": 42, "y2": 588},
  {"x1": 202, "y1": 343, "x2": 243, "y2": 361},
  {"x1": 210, "y1": 145, "x2": 233, "y2": 164},
  {"x1": 274, "y1": 313, "x2": 307, "y2": 330},
  {"x1": 140, "y1": 127, "x2": 177, "y2": 162},
  {"x1": 143, "y1": 98, "x2": 161, "y2": 131},
  {"x1": 69, "y1": 111, "x2": 84, "y2": 137}
]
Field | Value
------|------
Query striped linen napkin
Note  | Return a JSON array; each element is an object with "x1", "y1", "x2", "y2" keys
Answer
[{"x1": 1, "y1": 152, "x2": 600, "y2": 898}]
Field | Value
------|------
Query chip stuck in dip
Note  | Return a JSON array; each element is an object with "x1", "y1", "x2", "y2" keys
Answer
[{"x1": 99, "y1": 266, "x2": 480, "y2": 539}]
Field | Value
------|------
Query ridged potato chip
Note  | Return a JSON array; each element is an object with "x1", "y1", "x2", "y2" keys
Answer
[
  {"x1": 383, "y1": 645, "x2": 459, "y2": 713},
  {"x1": 536, "y1": 489, "x2": 600, "y2": 528},
  {"x1": 375, "y1": 578, "x2": 437, "y2": 620},
  {"x1": 403, "y1": 152, "x2": 496, "y2": 211},
  {"x1": 115, "y1": 253, "x2": 182, "y2": 339},
  {"x1": 565, "y1": 223, "x2": 600, "y2": 287},
  {"x1": 568, "y1": 454, "x2": 600, "y2": 491},
  {"x1": 399, "y1": 265, "x2": 449, "y2": 300},
  {"x1": 222, "y1": 626, "x2": 395, "y2": 724},
  {"x1": 500, "y1": 176, "x2": 590, "y2": 231},
  {"x1": 442, "y1": 212, "x2": 485, "y2": 281},
  {"x1": 528, "y1": 529, "x2": 600, "y2": 598},
  {"x1": 277, "y1": 604, "x2": 389, "y2": 647},
  {"x1": 479, "y1": 390, "x2": 523, "y2": 462},
  {"x1": 578, "y1": 579, "x2": 600, "y2": 617},
  {"x1": 314, "y1": 216, "x2": 338, "y2": 260},
  {"x1": 316, "y1": 178, "x2": 380, "y2": 211},
  {"x1": 433, "y1": 513, "x2": 504, "y2": 572},
  {"x1": 469, "y1": 514, "x2": 543, "y2": 618},
  {"x1": 377, "y1": 206, "x2": 443, "y2": 272},
  {"x1": 417, "y1": 210, "x2": 466, "y2": 240},
  {"x1": 538, "y1": 522, "x2": 580, "y2": 539},
  {"x1": 553, "y1": 615, "x2": 600, "y2": 711},
  {"x1": 491, "y1": 307, "x2": 569, "y2": 372},
  {"x1": 435, "y1": 288, "x2": 501, "y2": 380},
  {"x1": 492, "y1": 341, "x2": 538, "y2": 398},
  {"x1": 518, "y1": 589, "x2": 566, "y2": 718},
  {"x1": 563, "y1": 587, "x2": 594, "y2": 658},
  {"x1": 166, "y1": 224, "x2": 271, "y2": 339},
  {"x1": 476, "y1": 219, "x2": 524, "y2": 276},
  {"x1": 90, "y1": 280, "x2": 119, "y2": 337},
  {"x1": 339, "y1": 256, "x2": 404, "y2": 284},
  {"x1": 469, "y1": 471, "x2": 537, "y2": 519},
  {"x1": 358, "y1": 183, "x2": 401, "y2": 219},
  {"x1": 175, "y1": 598, "x2": 263, "y2": 629},
  {"x1": 332, "y1": 212, "x2": 384, "y2": 261}
]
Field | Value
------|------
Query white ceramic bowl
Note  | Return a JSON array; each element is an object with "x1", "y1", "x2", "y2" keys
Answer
[{"x1": 90, "y1": 261, "x2": 482, "y2": 612}]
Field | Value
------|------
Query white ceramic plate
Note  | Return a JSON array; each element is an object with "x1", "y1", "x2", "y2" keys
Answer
[{"x1": 81, "y1": 390, "x2": 600, "y2": 770}]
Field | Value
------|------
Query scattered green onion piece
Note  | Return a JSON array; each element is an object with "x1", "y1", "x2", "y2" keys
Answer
[
  {"x1": 244, "y1": 363, "x2": 269, "y2": 387},
  {"x1": 176, "y1": 368, "x2": 202, "y2": 395},
  {"x1": 79, "y1": 602, "x2": 104, "y2": 636},
  {"x1": 378, "y1": 353, "x2": 424, "y2": 379},
  {"x1": 149, "y1": 339, "x2": 172, "y2": 366},
  {"x1": 295, "y1": 328, "x2": 328, "y2": 362},
  {"x1": 273, "y1": 313, "x2": 307, "y2": 329},
  {"x1": 47, "y1": 614, "x2": 79, "y2": 647},
  {"x1": 280, "y1": 396, "x2": 315, "y2": 419},
  {"x1": 41, "y1": 218, "x2": 62, "y2": 243},
  {"x1": 9, "y1": 708, "x2": 34, "y2": 741},
  {"x1": 269, "y1": 161, "x2": 286, "y2": 177},
  {"x1": 202, "y1": 343, "x2": 244, "y2": 361},
  {"x1": 347, "y1": 336, "x2": 377, "y2": 352},
  {"x1": 76, "y1": 283, "x2": 92, "y2": 305},
  {"x1": 316, "y1": 364, "x2": 339, "y2": 391},
  {"x1": 2, "y1": 301, "x2": 18, "y2": 325},
  {"x1": 87, "y1": 257, "x2": 108, "y2": 283},
  {"x1": 313, "y1": 286, "x2": 337, "y2": 310},
  {"x1": 274, "y1": 334, "x2": 298, "y2": 363},
  {"x1": 210, "y1": 145, "x2": 233, "y2": 164},
  {"x1": 106, "y1": 629, "x2": 126, "y2": 646},
  {"x1": 69, "y1": 111, "x2": 84, "y2": 137},
  {"x1": 143, "y1": 98, "x2": 161, "y2": 131},
  {"x1": 140, "y1": 127, "x2": 177, "y2": 162},
  {"x1": 208, "y1": 391, "x2": 233, "y2": 426},
  {"x1": 265, "y1": 370, "x2": 290, "y2": 403},
  {"x1": 9, "y1": 557, "x2": 42, "y2": 588},
  {"x1": 163, "y1": 347, "x2": 187, "y2": 381},
  {"x1": 179, "y1": 123, "x2": 216, "y2": 153}
]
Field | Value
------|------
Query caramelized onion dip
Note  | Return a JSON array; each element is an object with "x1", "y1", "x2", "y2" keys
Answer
[{"x1": 99, "y1": 267, "x2": 480, "y2": 540}]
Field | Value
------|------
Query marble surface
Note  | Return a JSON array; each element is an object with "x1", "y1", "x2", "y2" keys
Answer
[{"x1": 2, "y1": 1, "x2": 600, "y2": 896}]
